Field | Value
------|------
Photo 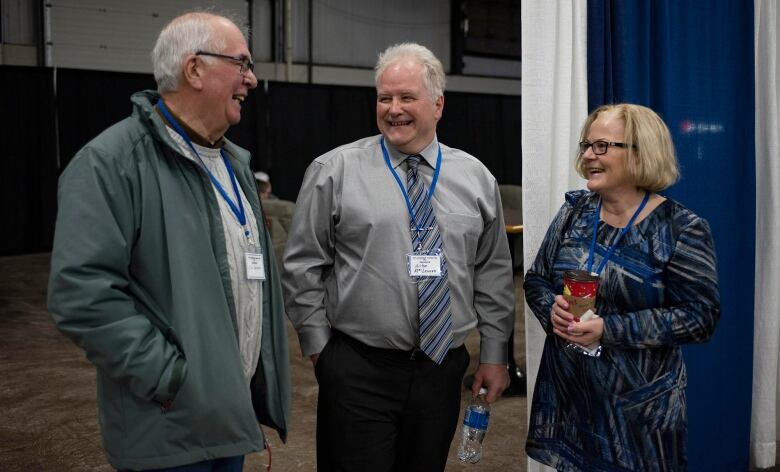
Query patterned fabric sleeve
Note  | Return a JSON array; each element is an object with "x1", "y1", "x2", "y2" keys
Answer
[
  {"x1": 523, "y1": 194, "x2": 583, "y2": 334},
  {"x1": 601, "y1": 214, "x2": 721, "y2": 348}
]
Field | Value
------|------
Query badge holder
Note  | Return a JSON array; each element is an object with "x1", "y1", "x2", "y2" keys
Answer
[
  {"x1": 406, "y1": 227, "x2": 445, "y2": 281},
  {"x1": 406, "y1": 248, "x2": 445, "y2": 280},
  {"x1": 243, "y1": 230, "x2": 266, "y2": 282}
]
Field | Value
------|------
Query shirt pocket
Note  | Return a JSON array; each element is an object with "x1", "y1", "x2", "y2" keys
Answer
[{"x1": 437, "y1": 211, "x2": 483, "y2": 266}]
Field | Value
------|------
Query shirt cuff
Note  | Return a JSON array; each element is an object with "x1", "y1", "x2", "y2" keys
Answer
[
  {"x1": 479, "y1": 337, "x2": 508, "y2": 364},
  {"x1": 297, "y1": 325, "x2": 332, "y2": 358}
]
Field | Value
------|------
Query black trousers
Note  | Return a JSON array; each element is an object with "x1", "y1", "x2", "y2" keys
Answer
[{"x1": 315, "y1": 330, "x2": 469, "y2": 472}]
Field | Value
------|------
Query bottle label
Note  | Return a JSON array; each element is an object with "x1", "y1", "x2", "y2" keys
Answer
[{"x1": 463, "y1": 408, "x2": 489, "y2": 429}]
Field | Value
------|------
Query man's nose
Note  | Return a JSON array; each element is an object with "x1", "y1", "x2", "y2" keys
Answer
[
  {"x1": 389, "y1": 97, "x2": 403, "y2": 113},
  {"x1": 244, "y1": 69, "x2": 258, "y2": 89}
]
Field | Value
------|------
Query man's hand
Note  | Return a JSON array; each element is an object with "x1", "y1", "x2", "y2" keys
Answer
[{"x1": 471, "y1": 363, "x2": 510, "y2": 402}]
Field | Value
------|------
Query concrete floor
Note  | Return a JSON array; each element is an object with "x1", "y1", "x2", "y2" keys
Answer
[{"x1": 0, "y1": 253, "x2": 529, "y2": 471}]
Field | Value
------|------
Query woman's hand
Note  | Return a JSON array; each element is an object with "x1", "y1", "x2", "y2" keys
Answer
[
  {"x1": 550, "y1": 295, "x2": 575, "y2": 333},
  {"x1": 550, "y1": 295, "x2": 604, "y2": 345}
]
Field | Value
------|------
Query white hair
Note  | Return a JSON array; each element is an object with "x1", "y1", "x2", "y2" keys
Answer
[
  {"x1": 151, "y1": 11, "x2": 245, "y2": 94},
  {"x1": 374, "y1": 43, "x2": 445, "y2": 101}
]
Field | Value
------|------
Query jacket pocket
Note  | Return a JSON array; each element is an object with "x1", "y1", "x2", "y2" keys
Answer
[
  {"x1": 615, "y1": 369, "x2": 687, "y2": 469},
  {"x1": 617, "y1": 368, "x2": 686, "y2": 430}
]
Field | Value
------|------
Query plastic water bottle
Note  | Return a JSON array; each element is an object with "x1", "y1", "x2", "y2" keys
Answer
[{"x1": 457, "y1": 387, "x2": 490, "y2": 463}]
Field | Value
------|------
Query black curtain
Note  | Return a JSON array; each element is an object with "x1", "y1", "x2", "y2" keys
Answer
[
  {"x1": 56, "y1": 68, "x2": 156, "y2": 170},
  {"x1": 257, "y1": 81, "x2": 377, "y2": 201},
  {"x1": 0, "y1": 67, "x2": 521, "y2": 255},
  {"x1": 0, "y1": 66, "x2": 58, "y2": 255},
  {"x1": 437, "y1": 91, "x2": 522, "y2": 187},
  {"x1": 224, "y1": 84, "x2": 260, "y2": 161},
  {"x1": 255, "y1": 81, "x2": 522, "y2": 201}
]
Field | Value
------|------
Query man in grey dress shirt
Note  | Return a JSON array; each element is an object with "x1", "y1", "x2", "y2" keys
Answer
[{"x1": 282, "y1": 42, "x2": 514, "y2": 471}]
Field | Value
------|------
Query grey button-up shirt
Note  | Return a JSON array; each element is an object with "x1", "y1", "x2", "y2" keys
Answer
[{"x1": 282, "y1": 135, "x2": 514, "y2": 364}]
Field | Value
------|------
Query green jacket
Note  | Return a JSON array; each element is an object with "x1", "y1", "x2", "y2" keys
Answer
[{"x1": 47, "y1": 90, "x2": 291, "y2": 470}]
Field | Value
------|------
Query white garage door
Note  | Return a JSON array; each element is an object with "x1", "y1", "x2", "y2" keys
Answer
[{"x1": 45, "y1": 0, "x2": 249, "y2": 73}]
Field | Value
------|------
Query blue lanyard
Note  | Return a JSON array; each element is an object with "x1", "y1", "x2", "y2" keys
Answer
[
  {"x1": 587, "y1": 191, "x2": 650, "y2": 276},
  {"x1": 380, "y1": 136, "x2": 442, "y2": 232},
  {"x1": 157, "y1": 100, "x2": 251, "y2": 240}
]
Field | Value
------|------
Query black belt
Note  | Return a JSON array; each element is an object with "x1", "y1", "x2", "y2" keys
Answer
[{"x1": 331, "y1": 329, "x2": 462, "y2": 362}]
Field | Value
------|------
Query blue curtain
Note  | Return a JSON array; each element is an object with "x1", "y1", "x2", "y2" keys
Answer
[{"x1": 587, "y1": 1, "x2": 754, "y2": 469}]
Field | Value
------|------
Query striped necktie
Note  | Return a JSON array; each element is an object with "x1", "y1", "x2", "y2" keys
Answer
[{"x1": 406, "y1": 155, "x2": 454, "y2": 364}]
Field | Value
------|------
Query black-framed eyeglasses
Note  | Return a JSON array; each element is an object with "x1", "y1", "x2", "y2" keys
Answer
[
  {"x1": 578, "y1": 140, "x2": 634, "y2": 155},
  {"x1": 195, "y1": 51, "x2": 254, "y2": 75}
]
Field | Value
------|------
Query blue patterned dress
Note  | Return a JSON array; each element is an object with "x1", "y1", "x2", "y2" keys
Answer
[{"x1": 524, "y1": 190, "x2": 720, "y2": 471}]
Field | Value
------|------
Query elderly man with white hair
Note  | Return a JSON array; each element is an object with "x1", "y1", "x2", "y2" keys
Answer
[
  {"x1": 48, "y1": 10, "x2": 290, "y2": 471},
  {"x1": 282, "y1": 42, "x2": 515, "y2": 471}
]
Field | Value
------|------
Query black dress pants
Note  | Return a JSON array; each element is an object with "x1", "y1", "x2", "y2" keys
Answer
[{"x1": 315, "y1": 330, "x2": 469, "y2": 472}]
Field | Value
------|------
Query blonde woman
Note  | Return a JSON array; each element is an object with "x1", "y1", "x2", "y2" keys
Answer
[{"x1": 524, "y1": 104, "x2": 720, "y2": 471}]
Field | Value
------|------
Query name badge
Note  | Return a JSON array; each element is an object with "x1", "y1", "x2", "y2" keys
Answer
[
  {"x1": 245, "y1": 252, "x2": 266, "y2": 280},
  {"x1": 408, "y1": 254, "x2": 442, "y2": 277}
]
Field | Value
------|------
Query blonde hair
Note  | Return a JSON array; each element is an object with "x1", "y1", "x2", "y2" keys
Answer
[{"x1": 575, "y1": 103, "x2": 680, "y2": 192}]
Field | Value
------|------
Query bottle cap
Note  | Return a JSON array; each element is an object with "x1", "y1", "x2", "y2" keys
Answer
[{"x1": 478, "y1": 387, "x2": 487, "y2": 395}]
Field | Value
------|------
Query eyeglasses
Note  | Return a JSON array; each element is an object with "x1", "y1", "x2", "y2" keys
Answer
[
  {"x1": 578, "y1": 140, "x2": 634, "y2": 155},
  {"x1": 195, "y1": 51, "x2": 254, "y2": 75}
]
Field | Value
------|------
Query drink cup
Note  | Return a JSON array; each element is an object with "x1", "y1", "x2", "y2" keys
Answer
[{"x1": 563, "y1": 270, "x2": 599, "y2": 321}]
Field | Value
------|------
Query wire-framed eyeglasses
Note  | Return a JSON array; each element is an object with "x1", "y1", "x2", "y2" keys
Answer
[
  {"x1": 578, "y1": 140, "x2": 634, "y2": 155},
  {"x1": 195, "y1": 51, "x2": 254, "y2": 75}
]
